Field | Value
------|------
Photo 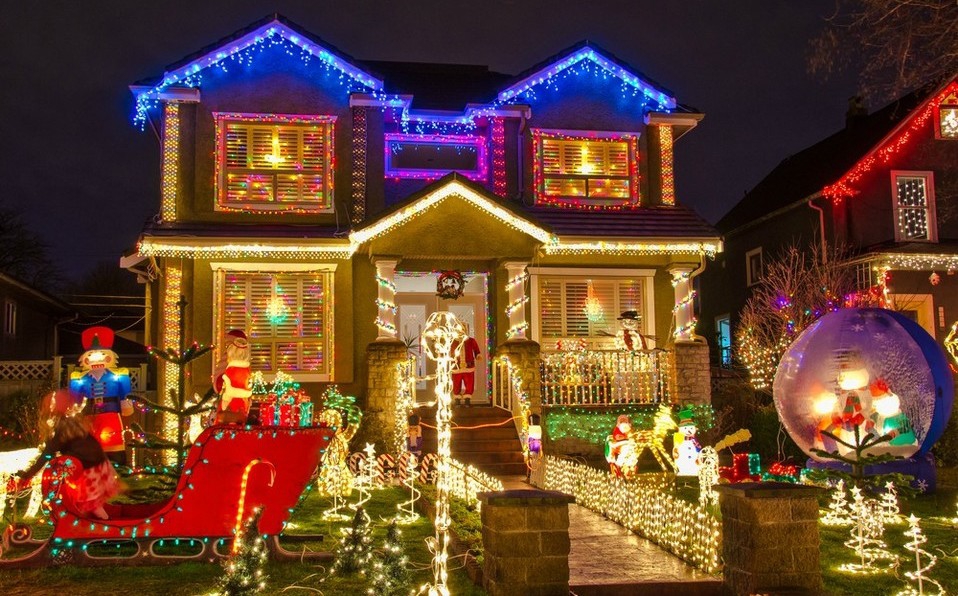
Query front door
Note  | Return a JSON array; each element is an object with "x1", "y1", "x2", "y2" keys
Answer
[{"x1": 395, "y1": 273, "x2": 488, "y2": 404}]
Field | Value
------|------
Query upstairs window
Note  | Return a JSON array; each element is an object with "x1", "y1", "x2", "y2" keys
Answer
[
  {"x1": 385, "y1": 134, "x2": 487, "y2": 181},
  {"x1": 892, "y1": 171, "x2": 937, "y2": 242},
  {"x1": 533, "y1": 129, "x2": 639, "y2": 207},
  {"x1": 215, "y1": 113, "x2": 335, "y2": 213},
  {"x1": 937, "y1": 91, "x2": 958, "y2": 139},
  {"x1": 746, "y1": 247, "x2": 763, "y2": 287},
  {"x1": 715, "y1": 315, "x2": 731, "y2": 367}
]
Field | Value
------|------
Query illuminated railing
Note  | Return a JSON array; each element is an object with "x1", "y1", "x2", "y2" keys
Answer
[
  {"x1": 540, "y1": 349, "x2": 670, "y2": 406},
  {"x1": 532, "y1": 456, "x2": 720, "y2": 573},
  {"x1": 491, "y1": 356, "x2": 531, "y2": 444},
  {"x1": 447, "y1": 457, "x2": 504, "y2": 510}
]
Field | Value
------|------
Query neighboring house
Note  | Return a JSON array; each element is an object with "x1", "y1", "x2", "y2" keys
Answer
[
  {"x1": 125, "y1": 15, "x2": 720, "y2": 432},
  {"x1": 701, "y1": 78, "x2": 958, "y2": 366}
]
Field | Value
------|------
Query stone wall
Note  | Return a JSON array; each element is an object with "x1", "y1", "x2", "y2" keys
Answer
[
  {"x1": 671, "y1": 341, "x2": 712, "y2": 405},
  {"x1": 716, "y1": 483, "x2": 823, "y2": 595},
  {"x1": 478, "y1": 489, "x2": 574, "y2": 596},
  {"x1": 363, "y1": 340, "x2": 408, "y2": 452}
]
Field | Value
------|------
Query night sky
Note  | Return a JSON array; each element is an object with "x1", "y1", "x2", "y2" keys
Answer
[{"x1": 0, "y1": 1, "x2": 859, "y2": 281}]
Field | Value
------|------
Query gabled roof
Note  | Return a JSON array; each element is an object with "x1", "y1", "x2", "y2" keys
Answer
[
  {"x1": 521, "y1": 204, "x2": 718, "y2": 240},
  {"x1": 498, "y1": 41, "x2": 685, "y2": 113},
  {"x1": 350, "y1": 174, "x2": 556, "y2": 246},
  {"x1": 716, "y1": 84, "x2": 941, "y2": 234},
  {"x1": 0, "y1": 271, "x2": 73, "y2": 316}
]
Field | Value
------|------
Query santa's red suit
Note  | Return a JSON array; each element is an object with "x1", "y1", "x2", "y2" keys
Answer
[
  {"x1": 214, "y1": 330, "x2": 253, "y2": 424},
  {"x1": 451, "y1": 336, "x2": 481, "y2": 405}
]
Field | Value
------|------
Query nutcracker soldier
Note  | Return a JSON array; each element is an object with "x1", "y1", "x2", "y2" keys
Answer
[
  {"x1": 69, "y1": 326, "x2": 133, "y2": 465},
  {"x1": 451, "y1": 329, "x2": 481, "y2": 407},
  {"x1": 213, "y1": 329, "x2": 253, "y2": 424}
]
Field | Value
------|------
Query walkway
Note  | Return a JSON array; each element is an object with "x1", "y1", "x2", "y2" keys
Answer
[{"x1": 498, "y1": 476, "x2": 722, "y2": 596}]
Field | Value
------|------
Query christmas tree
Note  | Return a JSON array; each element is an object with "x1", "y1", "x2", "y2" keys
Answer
[
  {"x1": 821, "y1": 479, "x2": 852, "y2": 527},
  {"x1": 840, "y1": 487, "x2": 895, "y2": 574},
  {"x1": 396, "y1": 454, "x2": 420, "y2": 524},
  {"x1": 880, "y1": 481, "x2": 903, "y2": 525},
  {"x1": 898, "y1": 514, "x2": 944, "y2": 595},
  {"x1": 216, "y1": 508, "x2": 268, "y2": 595},
  {"x1": 329, "y1": 506, "x2": 374, "y2": 576},
  {"x1": 368, "y1": 519, "x2": 410, "y2": 596}
]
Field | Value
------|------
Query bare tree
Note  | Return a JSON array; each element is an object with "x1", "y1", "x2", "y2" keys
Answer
[
  {"x1": 0, "y1": 202, "x2": 60, "y2": 289},
  {"x1": 810, "y1": 0, "x2": 958, "y2": 100},
  {"x1": 736, "y1": 244, "x2": 861, "y2": 392}
]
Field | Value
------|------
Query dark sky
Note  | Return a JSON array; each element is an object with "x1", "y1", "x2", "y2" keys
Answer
[{"x1": 0, "y1": 1, "x2": 859, "y2": 281}]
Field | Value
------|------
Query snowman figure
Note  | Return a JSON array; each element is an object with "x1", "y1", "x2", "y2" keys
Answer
[
  {"x1": 867, "y1": 378, "x2": 917, "y2": 456},
  {"x1": 672, "y1": 408, "x2": 702, "y2": 476}
]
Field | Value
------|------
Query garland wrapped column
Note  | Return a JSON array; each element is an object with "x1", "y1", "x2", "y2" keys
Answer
[
  {"x1": 669, "y1": 265, "x2": 696, "y2": 342},
  {"x1": 374, "y1": 259, "x2": 399, "y2": 340},
  {"x1": 503, "y1": 262, "x2": 530, "y2": 341}
]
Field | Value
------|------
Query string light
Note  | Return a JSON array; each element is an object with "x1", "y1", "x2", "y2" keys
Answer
[
  {"x1": 899, "y1": 514, "x2": 944, "y2": 595},
  {"x1": 505, "y1": 271, "x2": 528, "y2": 292},
  {"x1": 491, "y1": 117, "x2": 507, "y2": 195},
  {"x1": 504, "y1": 321, "x2": 529, "y2": 340},
  {"x1": 540, "y1": 350, "x2": 669, "y2": 406},
  {"x1": 351, "y1": 106, "x2": 367, "y2": 223},
  {"x1": 658, "y1": 124, "x2": 675, "y2": 205},
  {"x1": 504, "y1": 295, "x2": 529, "y2": 317},
  {"x1": 160, "y1": 103, "x2": 180, "y2": 222},
  {"x1": 160, "y1": 266, "x2": 182, "y2": 462},
  {"x1": 396, "y1": 453, "x2": 421, "y2": 524},
  {"x1": 394, "y1": 357, "x2": 417, "y2": 457},
  {"x1": 544, "y1": 241, "x2": 719, "y2": 257},
  {"x1": 138, "y1": 239, "x2": 353, "y2": 259}
]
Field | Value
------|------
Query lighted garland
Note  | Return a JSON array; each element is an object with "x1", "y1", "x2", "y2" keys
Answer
[
  {"x1": 393, "y1": 357, "x2": 417, "y2": 457},
  {"x1": 544, "y1": 404, "x2": 713, "y2": 445}
]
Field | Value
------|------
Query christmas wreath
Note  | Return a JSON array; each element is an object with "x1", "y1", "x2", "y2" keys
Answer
[{"x1": 436, "y1": 270, "x2": 466, "y2": 300}]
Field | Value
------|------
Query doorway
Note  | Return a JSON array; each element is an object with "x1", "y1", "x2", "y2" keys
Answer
[{"x1": 395, "y1": 272, "x2": 488, "y2": 404}]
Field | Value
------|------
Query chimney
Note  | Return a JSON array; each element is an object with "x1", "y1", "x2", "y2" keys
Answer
[{"x1": 846, "y1": 96, "x2": 868, "y2": 129}]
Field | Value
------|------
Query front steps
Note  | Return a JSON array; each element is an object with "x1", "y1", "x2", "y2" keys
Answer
[{"x1": 416, "y1": 404, "x2": 527, "y2": 476}]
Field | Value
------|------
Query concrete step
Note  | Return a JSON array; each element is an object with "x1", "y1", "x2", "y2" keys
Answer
[
  {"x1": 453, "y1": 451, "x2": 526, "y2": 465},
  {"x1": 467, "y1": 461, "x2": 529, "y2": 476}
]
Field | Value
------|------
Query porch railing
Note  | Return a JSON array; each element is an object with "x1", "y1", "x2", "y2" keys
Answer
[
  {"x1": 491, "y1": 356, "x2": 531, "y2": 440},
  {"x1": 447, "y1": 457, "x2": 505, "y2": 510},
  {"x1": 540, "y1": 349, "x2": 670, "y2": 406}
]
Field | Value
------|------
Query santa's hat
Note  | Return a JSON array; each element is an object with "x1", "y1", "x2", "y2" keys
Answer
[
  {"x1": 81, "y1": 326, "x2": 115, "y2": 351},
  {"x1": 226, "y1": 329, "x2": 249, "y2": 347}
]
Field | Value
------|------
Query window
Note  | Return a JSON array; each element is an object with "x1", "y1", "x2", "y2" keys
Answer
[
  {"x1": 384, "y1": 134, "x2": 487, "y2": 180},
  {"x1": 533, "y1": 129, "x2": 639, "y2": 206},
  {"x1": 215, "y1": 113, "x2": 335, "y2": 213},
  {"x1": 215, "y1": 268, "x2": 334, "y2": 380},
  {"x1": 715, "y1": 315, "x2": 731, "y2": 366},
  {"x1": 854, "y1": 262, "x2": 875, "y2": 291},
  {"x1": 536, "y1": 275, "x2": 650, "y2": 347},
  {"x1": 892, "y1": 171, "x2": 937, "y2": 242},
  {"x1": 3, "y1": 301, "x2": 15, "y2": 337},
  {"x1": 937, "y1": 91, "x2": 958, "y2": 139},
  {"x1": 746, "y1": 247, "x2": 763, "y2": 287}
]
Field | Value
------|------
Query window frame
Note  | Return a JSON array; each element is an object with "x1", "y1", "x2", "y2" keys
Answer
[
  {"x1": 715, "y1": 314, "x2": 731, "y2": 367},
  {"x1": 213, "y1": 112, "x2": 336, "y2": 214},
  {"x1": 935, "y1": 91, "x2": 958, "y2": 140},
  {"x1": 3, "y1": 300, "x2": 15, "y2": 337},
  {"x1": 891, "y1": 170, "x2": 938, "y2": 243},
  {"x1": 529, "y1": 267, "x2": 656, "y2": 350},
  {"x1": 384, "y1": 133, "x2": 488, "y2": 181},
  {"x1": 211, "y1": 262, "x2": 336, "y2": 382},
  {"x1": 532, "y1": 128, "x2": 641, "y2": 207},
  {"x1": 746, "y1": 247, "x2": 763, "y2": 287}
]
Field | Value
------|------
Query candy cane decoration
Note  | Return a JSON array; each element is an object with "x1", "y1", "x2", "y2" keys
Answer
[
  {"x1": 348, "y1": 452, "x2": 365, "y2": 476},
  {"x1": 419, "y1": 453, "x2": 438, "y2": 484},
  {"x1": 377, "y1": 453, "x2": 396, "y2": 485},
  {"x1": 232, "y1": 459, "x2": 275, "y2": 553},
  {"x1": 397, "y1": 452, "x2": 413, "y2": 483}
]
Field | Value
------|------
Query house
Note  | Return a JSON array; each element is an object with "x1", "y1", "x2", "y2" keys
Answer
[
  {"x1": 700, "y1": 78, "x2": 958, "y2": 367},
  {"x1": 125, "y1": 15, "x2": 720, "y2": 451}
]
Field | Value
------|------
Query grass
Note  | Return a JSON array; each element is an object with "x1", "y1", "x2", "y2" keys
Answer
[
  {"x1": 820, "y1": 487, "x2": 958, "y2": 596},
  {"x1": 0, "y1": 480, "x2": 486, "y2": 596}
]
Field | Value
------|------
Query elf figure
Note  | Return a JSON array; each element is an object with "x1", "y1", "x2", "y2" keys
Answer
[
  {"x1": 672, "y1": 408, "x2": 702, "y2": 476},
  {"x1": 69, "y1": 326, "x2": 133, "y2": 465},
  {"x1": 213, "y1": 329, "x2": 253, "y2": 424},
  {"x1": 451, "y1": 329, "x2": 481, "y2": 407},
  {"x1": 606, "y1": 414, "x2": 639, "y2": 478}
]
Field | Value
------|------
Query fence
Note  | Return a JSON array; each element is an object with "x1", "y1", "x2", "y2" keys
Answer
[
  {"x1": 447, "y1": 457, "x2": 505, "y2": 510},
  {"x1": 539, "y1": 349, "x2": 670, "y2": 406},
  {"x1": 0, "y1": 359, "x2": 61, "y2": 397}
]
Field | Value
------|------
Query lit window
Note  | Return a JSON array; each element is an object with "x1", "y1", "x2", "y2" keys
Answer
[
  {"x1": 715, "y1": 315, "x2": 731, "y2": 366},
  {"x1": 215, "y1": 113, "x2": 335, "y2": 213},
  {"x1": 937, "y1": 91, "x2": 958, "y2": 139},
  {"x1": 3, "y1": 301, "x2": 15, "y2": 337},
  {"x1": 216, "y1": 269, "x2": 333, "y2": 380},
  {"x1": 892, "y1": 171, "x2": 937, "y2": 242},
  {"x1": 384, "y1": 134, "x2": 487, "y2": 180},
  {"x1": 533, "y1": 129, "x2": 639, "y2": 206},
  {"x1": 538, "y1": 277, "x2": 647, "y2": 346},
  {"x1": 746, "y1": 247, "x2": 763, "y2": 287},
  {"x1": 854, "y1": 262, "x2": 875, "y2": 291}
]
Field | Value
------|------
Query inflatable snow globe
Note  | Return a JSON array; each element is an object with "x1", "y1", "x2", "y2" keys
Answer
[{"x1": 774, "y1": 308, "x2": 953, "y2": 465}]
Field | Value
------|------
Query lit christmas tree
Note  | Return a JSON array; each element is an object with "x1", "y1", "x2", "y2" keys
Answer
[
  {"x1": 329, "y1": 506, "x2": 374, "y2": 577},
  {"x1": 898, "y1": 514, "x2": 944, "y2": 596},
  {"x1": 396, "y1": 453, "x2": 421, "y2": 524},
  {"x1": 351, "y1": 443, "x2": 377, "y2": 511},
  {"x1": 880, "y1": 481, "x2": 903, "y2": 525},
  {"x1": 216, "y1": 508, "x2": 268, "y2": 595},
  {"x1": 368, "y1": 519, "x2": 410, "y2": 596},
  {"x1": 821, "y1": 479, "x2": 853, "y2": 527},
  {"x1": 840, "y1": 487, "x2": 895, "y2": 574}
]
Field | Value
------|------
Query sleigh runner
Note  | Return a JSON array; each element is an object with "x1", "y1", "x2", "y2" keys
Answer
[{"x1": 2, "y1": 424, "x2": 335, "y2": 567}]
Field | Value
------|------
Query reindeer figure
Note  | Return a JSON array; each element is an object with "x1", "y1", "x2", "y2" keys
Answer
[{"x1": 632, "y1": 404, "x2": 678, "y2": 473}]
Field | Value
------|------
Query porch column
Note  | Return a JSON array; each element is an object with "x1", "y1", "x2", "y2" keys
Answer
[
  {"x1": 374, "y1": 258, "x2": 399, "y2": 341},
  {"x1": 503, "y1": 262, "x2": 530, "y2": 341},
  {"x1": 669, "y1": 264, "x2": 697, "y2": 342}
]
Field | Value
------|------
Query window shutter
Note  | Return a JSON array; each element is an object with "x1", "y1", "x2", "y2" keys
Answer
[
  {"x1": 540, "y1": 280, "x2": 564, "y2": 338},
  {"x1": 564, "y1": 281, "x2": 590, "y2": 337},
  {"x1": 225, "y1": 125, "x2": 249, "y2": 168},
  {"x1": 588, "y1": 280, "x2": 616, "y2": 336},
  {"x1": 617, "y1": 280, "x2": 644, "y2": 333}
]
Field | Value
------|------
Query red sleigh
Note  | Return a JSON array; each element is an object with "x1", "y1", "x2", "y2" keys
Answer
[{"x1": 1, "y1": 424, "x2": 335, "y2": 567}]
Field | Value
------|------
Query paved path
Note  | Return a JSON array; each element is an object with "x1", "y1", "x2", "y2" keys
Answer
[{"x1": 497, "y1": 476, "x2": 721, "y2": 595}]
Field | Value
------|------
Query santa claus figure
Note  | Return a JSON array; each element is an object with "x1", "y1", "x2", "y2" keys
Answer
[
  {"x1": 451, "y1": 330, "x2": 481, "y2": 407},
  {"x1": 213, "y1": 329, "x2": 253, "y2": 424},
  {"x1": 69, "y1": 326, "x2": 133, "y2": 465},
  {"x1": 605, "y1": 414, "x2": 638, "y2": 478}
]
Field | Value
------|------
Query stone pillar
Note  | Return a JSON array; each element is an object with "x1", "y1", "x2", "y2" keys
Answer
[
  {"x1": 670, "y1": 341, "x2": 712, "y2": 405},
  {"x1": 496, "y1": 340, "x2": 541, "y2": 415},
  {"x1": 502, "y1": 261, "x2": 530, "y2": 340},
  {"x1": 716, "y1": 483, "x2": 824, "y2": 596},
  {"x1": 374, "y1": 258, "x2": 399, "y2": 340},
  {"x1": 364, "y1": 340, "x2": 408, "y2": 451},
  {"x1": 478, "y1": 489, "x2": 574, "y2": 596},
  {"x1": 669, "y1": 264, "x2": 696, "y2": 342}
]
